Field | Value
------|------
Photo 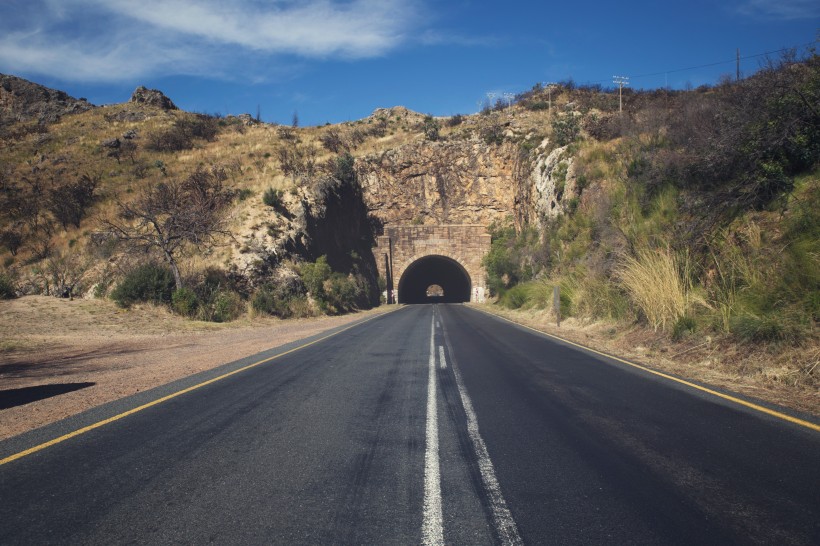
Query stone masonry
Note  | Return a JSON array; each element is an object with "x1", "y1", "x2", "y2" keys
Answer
[{"x1": 375, "y1": 225, "x2": 492, "y2": 303}]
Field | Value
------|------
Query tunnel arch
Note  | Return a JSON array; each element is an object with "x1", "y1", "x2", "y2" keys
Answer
[{"x1": 397, "y1": 254, "x2": 471, "y2": 304}]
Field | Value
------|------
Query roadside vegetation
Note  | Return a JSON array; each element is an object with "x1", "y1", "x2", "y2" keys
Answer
[{"x1": 484, "y1": 52, "x2": 819, "y2": 390}]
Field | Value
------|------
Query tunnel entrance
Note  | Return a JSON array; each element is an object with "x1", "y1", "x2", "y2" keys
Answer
[{"x1": 398, "y1": 255, "x2": 471, "y2": 304}]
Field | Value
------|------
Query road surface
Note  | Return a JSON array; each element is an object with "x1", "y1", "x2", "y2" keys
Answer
[{"x1": 1, "y1": 304, "x2": 818, "y2": 544}]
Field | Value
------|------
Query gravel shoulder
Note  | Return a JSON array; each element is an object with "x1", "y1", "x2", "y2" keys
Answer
[{"x1": 0, "y1": 296, "x2": 394, "y2": 441}]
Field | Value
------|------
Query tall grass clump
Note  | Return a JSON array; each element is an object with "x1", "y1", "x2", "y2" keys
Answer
[{"x1": 617, "y1": 248, "x2": 702, "y2": 332}]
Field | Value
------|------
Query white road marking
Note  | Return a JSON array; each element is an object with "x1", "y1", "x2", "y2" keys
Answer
[
  {"x1": 422, "y1": 314, "x2": 444, "y2": 546},
  {"x1": 438, "y1": 346, "x2": 447, "y2": 369},
  {"x1": 441, "y1": 318, "x2": 523, "y2": 546}
]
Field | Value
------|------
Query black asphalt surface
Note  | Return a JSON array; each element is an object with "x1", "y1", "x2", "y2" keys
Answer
[{"x1": 0, "y1": 304, "x2": 818, "y2": 545}]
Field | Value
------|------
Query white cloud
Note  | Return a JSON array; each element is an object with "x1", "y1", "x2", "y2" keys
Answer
[
  {"x1": 0, "y1": 0, "x2": 423, "y2": 82},
  {"x1": 736, "y1": 0, "x2": 820, "y2": 20}
]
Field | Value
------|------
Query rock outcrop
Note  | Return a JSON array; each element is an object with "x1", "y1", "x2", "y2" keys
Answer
[
  {"x1": 357, "y1": 140, "x2": 523, "y2": 227},
  {"x1": 357, "y1": 136, "x2": 578, "y2": 230},
  {"x1": 0, "y1": 74, "x2": 94, "y2": 125},
  {"x1": 129, "y1": 86, "x2": 178, "y2": 110}
]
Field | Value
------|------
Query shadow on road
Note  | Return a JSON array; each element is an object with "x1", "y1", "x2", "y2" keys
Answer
[{"x1": 0, "y1": 382, "x2": 96, "y2": 409}]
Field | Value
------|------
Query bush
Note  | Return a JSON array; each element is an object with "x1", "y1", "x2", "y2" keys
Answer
[
  {"x1": 672, "y1": 315, "x2": 697, "y2": 341},
  {"x1": 263, "y1": 187, "x2": 284, "y2": 209},
  {"x1": 252, "y1": 287, "x2": 311, "y2": 319},
  {"x1": 172, "y1": 287, "x2": 199, "y2": 317},
  {"x1": 145, "y1": 115, "x2": 219, "y2": 152},
  {"x1": 551, "y1": 112, "x2": 581, "y2": 146},
  {"x1": 731, "y1": 313, "x2": 805, "y2": 344},
  {"x1": 423, "y1": 115, "x2": 440, "y2": 141},
  {"x1": 323, "y1": 272, "x2": 367, "y2": 314},
  {"x1": 48, "y1": 174, "x2": 97, "y2": 229},
  {"x1": 0, "y1": 271, "x2": 16, "y2": 299},
  {"x1": 501, "y1": 284, "x2": 528, "y2": 309},
  {"x1": 111, "y1": 263, "x2": 175, "y2": 308},
  {"x1": 446, "y1": 114, "x2": 464, "y2": 127},
  {"x1": 209, "y1": 290, "x2": 245, "y2": 322},
  {"x1": 300, "y1": 256, "x2": 332, "y2": 299}
]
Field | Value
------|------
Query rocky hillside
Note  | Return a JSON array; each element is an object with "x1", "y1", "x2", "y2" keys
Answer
[
  {"x1": 0, "y1": 74, "x2": 94, "y2": 127},
  {"x1": 0, "y1": 55, "x2": 817, "y2": 363}
]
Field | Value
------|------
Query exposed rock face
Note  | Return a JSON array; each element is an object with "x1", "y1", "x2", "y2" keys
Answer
[
  {"x1": 531, "y1": 141, "x2": 578, "y2": 222},
  {"x1": 357, "y1": 135, "x2": 579, "y2": 232},
  {"x1": 129, "y1": 86, "x2": 178, "y2": 110},
  {"x1": 358, "y1": 140, "x2": 525, "y2": 227},
  {"x1": 0, "y1": 74, "x2": 94, "y2": 125}
]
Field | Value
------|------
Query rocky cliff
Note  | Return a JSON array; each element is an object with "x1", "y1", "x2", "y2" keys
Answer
[
  {"x1": 357, "y1": 130, "x2": 578, "y2": 231},
  {"x1": 0, "y1": 74, "x2": 94, "y2": 125}
]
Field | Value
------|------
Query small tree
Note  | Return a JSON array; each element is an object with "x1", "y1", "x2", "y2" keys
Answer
[
  {"x1": 423, "y1": 115, "x2": 440, "y2": 141},
  {"x1": 48, "y1": 174, "x2": 98, "y2": 229},
  {"x1": 102, "y1": 168, "x2": 234, "y2": 289}
]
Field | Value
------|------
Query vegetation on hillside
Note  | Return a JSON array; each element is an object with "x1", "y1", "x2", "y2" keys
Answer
[
  {"x1": 485, "y1": 52, "x2": 819, "y2": 387},
  {"x1": 0, "y1": 87, "x2": 394, "y2": 320}
]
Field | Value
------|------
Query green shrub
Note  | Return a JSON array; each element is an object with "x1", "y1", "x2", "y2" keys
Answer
[
  {"x1": 236, "y1": 188, "x2": 254, "y2": 202},
  {"x1": 423, "y1": 115, "x2": 440, "y2": 141},
  {"x1": 501, "y1": 285, "x2": 529, "y2": 309},
  {"x1": 263, "y1": 187, "x2": 283, "y2": 208},
  {"x1": 300, "y1": 256, "x2": 332, "y2": 299},
  {"x1": 551, "y1": 112, "x2": 581, "y2": 146},
  {"x1": 0, "y1": 271, "x2": 16, "y2": 299},
  {"x1": 731, "y1": 313, "x2": 805, "y2": 344},
  {"x1": 172, "y1": 288, "x2": 199, "y2": 317},
  {"x1": 209, "y1": 291, "x2": 245, "y2": 322},
  {"x1": 251, "y1": 286, "x2": 291, "y2": 318},
  {"x1": 672, "y1": 316, "x2": 697, "y2": 341},
  {"x1": 111, "y1": 263, "x2": 175, "y2": 308},
  {"x1": 323, "y1": 272, "x2": 367, "y2": 314}
]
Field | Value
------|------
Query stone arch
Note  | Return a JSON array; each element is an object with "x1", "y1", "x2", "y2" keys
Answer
[
  {"x1": 397, "y1": 254, "x2": 472, "y2": 303},
  {"x1": 375, "y1": 225, "x2": 491, "y2": 303}
]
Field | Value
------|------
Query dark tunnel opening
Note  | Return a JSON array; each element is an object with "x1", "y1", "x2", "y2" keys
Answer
[{"x1": 398, "y1": 255, "x2": 471, "y2": 304}]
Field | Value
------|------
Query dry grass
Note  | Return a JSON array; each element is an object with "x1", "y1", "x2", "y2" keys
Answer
[{"x1": 616, "y1": 247, "x2": 703, "y2": 332}]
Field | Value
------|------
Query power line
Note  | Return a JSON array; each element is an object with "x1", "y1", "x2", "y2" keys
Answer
[
  {"x1": 569, "y1": 40, "x2": 817, "y2": 87},
  {"x1": 629, "y1": 41, "x2": 817, "y2": 80}
]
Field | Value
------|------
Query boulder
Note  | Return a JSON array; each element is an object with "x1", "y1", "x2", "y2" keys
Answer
[{"x1": 129, "y1": 86, "x2": 178, "y2": 110}]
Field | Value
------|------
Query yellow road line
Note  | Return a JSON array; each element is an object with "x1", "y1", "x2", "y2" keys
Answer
[
  {"x1": 0, "y1": 308, "x2": 399, "y2": 467},
  {"x1": 470, "y1": 306, "x2": 820, "y2": 433}
]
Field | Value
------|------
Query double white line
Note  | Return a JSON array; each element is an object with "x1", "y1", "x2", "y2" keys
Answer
[{"x1": 422, "y1": 311, "x2": 522, "y2": 546}]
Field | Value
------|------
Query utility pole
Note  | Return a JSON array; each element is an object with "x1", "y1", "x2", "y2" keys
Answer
[
  {"x1": 503, "y1": 92, "x2": 515, "y2": 110},
  {"x1": 736, "y1": 48, "x2": 741, "y2": 82},
  {"x1": 487, "y1": 92, "x2": 497, "y2": 110},
  {"x1": 543, "y1": 82, "x2": 556, "y2": 116},
  {"x1": 613, "y1": 75, "x2": 629, "y2": 114}
]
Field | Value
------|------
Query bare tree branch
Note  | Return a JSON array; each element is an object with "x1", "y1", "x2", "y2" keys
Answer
[{"x1": 100, "y1": 167, "x2": 235, "y2": 289}]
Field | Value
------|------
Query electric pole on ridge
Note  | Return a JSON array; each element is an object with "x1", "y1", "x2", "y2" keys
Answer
[
  {"x1": 543, "y1": 82, "x2": 557, "y2": 116},
  {"x1": 613, "y1": 75, "x2": 629, "y2": 113}
]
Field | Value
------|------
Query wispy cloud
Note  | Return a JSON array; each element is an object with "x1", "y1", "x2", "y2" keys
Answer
[
  {"x1": 0, "y1": 0, "x2": 424, "y2": 82},
  {"x1": 735, "y1": 0, "x2": 820, "y2": 20}
]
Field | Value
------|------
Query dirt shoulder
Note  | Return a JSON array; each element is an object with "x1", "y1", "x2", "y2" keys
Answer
[
  {"x1": 0, "y1": 296, "x2": 394, "y2": 441},
  {"x1": 470, "y1": 304, "x2": 819, "y2": 419}
]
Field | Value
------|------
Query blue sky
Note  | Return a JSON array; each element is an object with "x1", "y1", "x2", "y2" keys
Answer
[{"x1": 1, "y1": 0, "x2": 817, "y2": 126}]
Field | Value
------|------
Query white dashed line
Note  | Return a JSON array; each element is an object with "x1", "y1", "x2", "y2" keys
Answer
[
  {"x1": 438, "y1": 346, "x2": 447, "y2": 369},
  {"x1": 422, "y1": 314, "x2": 444, "y2": 546}
]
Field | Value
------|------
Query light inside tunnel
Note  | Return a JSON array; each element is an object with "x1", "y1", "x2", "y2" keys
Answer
[{"x1": 398, "y1": 255, "x2": 471, "y2": 304}]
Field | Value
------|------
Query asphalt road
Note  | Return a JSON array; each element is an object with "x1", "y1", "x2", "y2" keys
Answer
[{"x1": 0, "y1": 304, "x2": 818, "y2": 545}]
